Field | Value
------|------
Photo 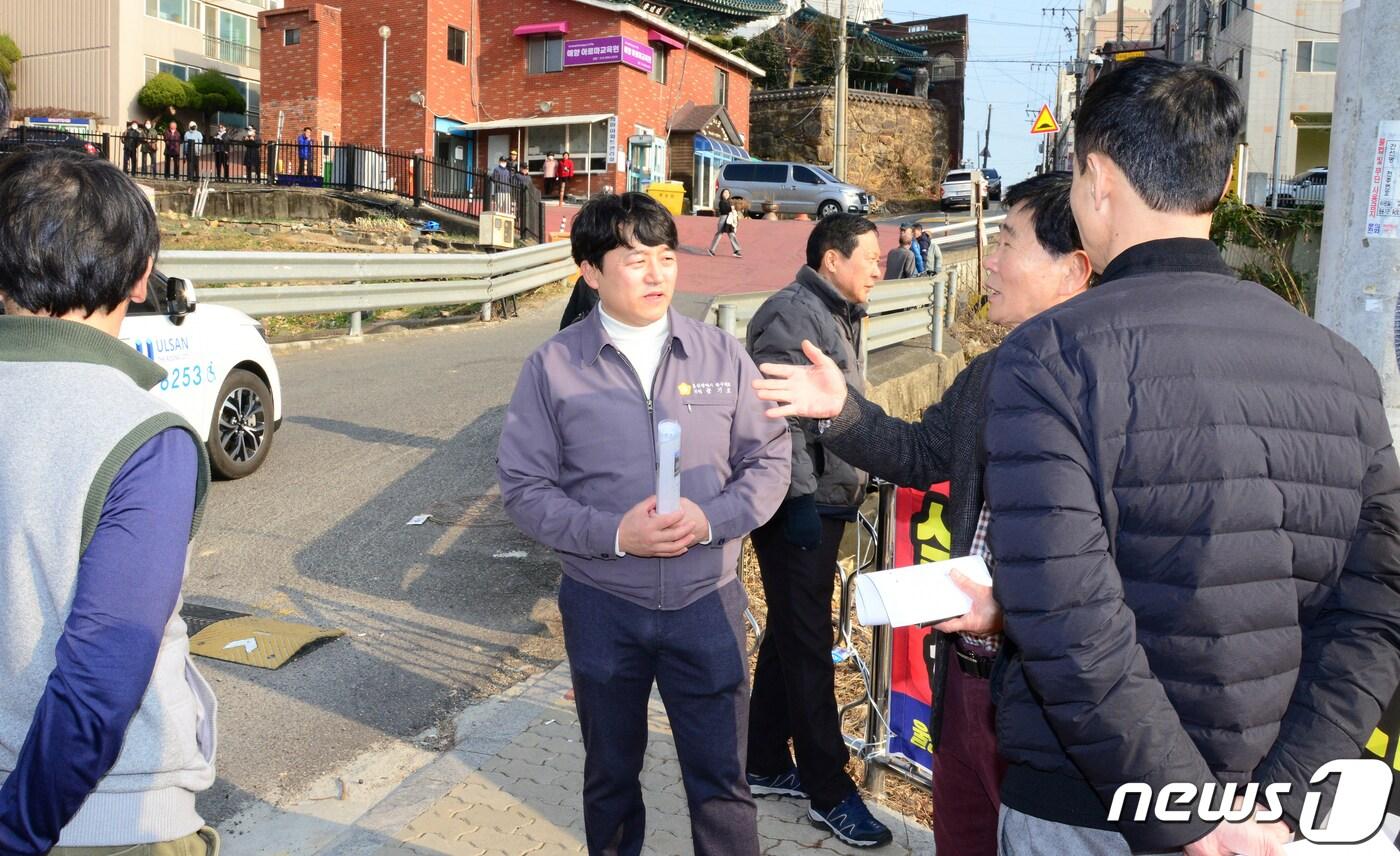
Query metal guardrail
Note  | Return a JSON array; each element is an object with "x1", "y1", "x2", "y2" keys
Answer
[{"x1": 162, "y1": 242, "x2": 577, "y2": 321}]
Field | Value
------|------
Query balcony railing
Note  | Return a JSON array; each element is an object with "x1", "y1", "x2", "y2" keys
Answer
[{"x1": 205, "y1": 35, "x2": 259, "y2": 69}]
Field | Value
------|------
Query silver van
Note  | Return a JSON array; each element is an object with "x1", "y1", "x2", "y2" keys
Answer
[{"x1": 718, "y1": 161, "x2": 870, "y2": 218}]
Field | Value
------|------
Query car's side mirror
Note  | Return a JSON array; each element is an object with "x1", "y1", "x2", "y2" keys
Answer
[{"x1": 166, "y1": 276, "x2": 197, "y2": 324}]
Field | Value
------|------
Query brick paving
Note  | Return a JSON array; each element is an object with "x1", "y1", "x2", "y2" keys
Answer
[{"x1": 351, "y1": 663, "x2": 932, "y2": 856}]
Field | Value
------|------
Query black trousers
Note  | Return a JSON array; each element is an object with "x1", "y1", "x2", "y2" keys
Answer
[
  {"x1": 560, "y1": 575, "x2": 759, "y2": 856},
  {"x1": 747, "y1": 514, "x2": 854, "y2": 810},
  {"x1": 215, "y1": 153, "x2": 229, "y2": 180},
  {"x1": 164, "y1": 153, "x2": 179, "y2": 178},
  {"x1": 122, "y1": 148, "x2": 137, "y2": 174}
]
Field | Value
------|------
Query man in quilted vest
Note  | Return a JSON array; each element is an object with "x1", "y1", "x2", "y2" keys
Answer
[
  {"x1": 0, "y1": 147, "x2": 219, "y2": 855},
  {"x1": 985, "y1": 57, "x2": 1400, "y2": 856}
]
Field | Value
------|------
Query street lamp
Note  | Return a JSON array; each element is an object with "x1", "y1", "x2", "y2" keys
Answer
[{"x1": 378, "y1": 25, "x2": 391, "y2": 153}]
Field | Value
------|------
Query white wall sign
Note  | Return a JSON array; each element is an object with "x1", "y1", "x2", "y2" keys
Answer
[
  {"x1": 1366, "y1": 120, "x2": 1400, "y2": 240},
  {"x1": 606, "y1": 116, "x2": 618, "y2": 165}
]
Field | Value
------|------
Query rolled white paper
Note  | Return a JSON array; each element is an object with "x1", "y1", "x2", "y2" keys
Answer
[{"x1": 656, "y1": 420, "x2": 682, "y2": 514}]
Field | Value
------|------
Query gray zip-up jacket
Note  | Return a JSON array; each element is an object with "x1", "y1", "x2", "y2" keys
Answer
[
  {"x1": 497, "y1": 306, "x2": 790, "y2": 610},
  {"x1": 747, "y1": 266, "x2": 868, "y2": 510}
]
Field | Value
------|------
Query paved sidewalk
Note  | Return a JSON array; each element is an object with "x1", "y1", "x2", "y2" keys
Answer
[{"x1": 303, "y1": 662, "x2": 933, "y2": 856}]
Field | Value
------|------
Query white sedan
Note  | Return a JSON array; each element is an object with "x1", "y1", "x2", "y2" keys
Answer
[{"x1": 120, "y1": 271, "x2": 283, "y2": 478}]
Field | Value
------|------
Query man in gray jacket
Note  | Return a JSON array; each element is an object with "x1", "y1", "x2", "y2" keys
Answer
[
  {"x1": 743, "y1": 213, "x2": 893, "y2": 848},
  {"x1": 497, "y1": 192, "x2": 789, "y2": 856}
]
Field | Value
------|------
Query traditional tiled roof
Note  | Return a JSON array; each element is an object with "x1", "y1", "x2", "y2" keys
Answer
[
  {"x1": 627, "y1": 0, "x2": 784, "y2": 32},
  {"x1": 788, "y1": 5, "x2": 928, "y2": 59}
]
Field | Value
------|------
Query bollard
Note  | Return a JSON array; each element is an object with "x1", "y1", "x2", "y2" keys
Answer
[
  {"x1": 717, "y1": 303, "x2": 737, "y2": 337},
  {"x1": 946, "y1": 268, "x2": 960, "y2": 330},
  {"x1": 481, "y1": 299, "x2": 493, "y2": 322},
  {"x1": 932, "y1": 278, "x2": 946, "y2": 354},
  {"x1": 349, "y1": 310, "x2": 363, "y2": 337}
]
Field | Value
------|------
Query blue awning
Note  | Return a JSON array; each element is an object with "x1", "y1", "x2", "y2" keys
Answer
[
  {"x1": 435, "y1": 116, "x2": 473, "y2": 136},
  {"x1": 693, "y1": 134, "x2": 752, "y2": 161}
]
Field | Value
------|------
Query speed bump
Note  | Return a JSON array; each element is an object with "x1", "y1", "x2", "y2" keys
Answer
[{"x1": 187, "y1": 614, "x2": 345, "y2": 670}]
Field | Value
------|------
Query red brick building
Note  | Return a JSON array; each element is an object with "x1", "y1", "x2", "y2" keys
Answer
[{"x1": 259, "y1": 0, "x2": 762, "y2": 199}]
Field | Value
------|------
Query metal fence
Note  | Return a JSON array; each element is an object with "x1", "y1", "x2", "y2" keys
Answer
[
  {"x1": 2, "y1": 125, "x2": 546, "y2": 243},
  {"x1": 161, "y1": 241, "x2": 577, "y2": 325}
]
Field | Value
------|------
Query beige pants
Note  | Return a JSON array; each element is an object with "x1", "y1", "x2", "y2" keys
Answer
[{"x1": 50, "y1": 826, "x2": 219, "y2": 856}]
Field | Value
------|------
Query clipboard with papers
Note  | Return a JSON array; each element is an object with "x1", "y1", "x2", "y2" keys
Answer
[{"x1": 853, "y1": 555, "x2": 993, "y2": 628}]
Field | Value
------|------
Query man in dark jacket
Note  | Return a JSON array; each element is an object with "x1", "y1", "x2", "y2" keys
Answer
[
  {"x1": 751, "y1": 172, "x2": 1093, "y2": 856},
  {"x1": 884, "y1": 225, "x2": 917, "y2": 279},
  {"x1": 744, "y1": 214, "x2": 893, "y2": 848},
  {"x1": 121, "y1": 121, "x2": 141, "y2": 175},
  {"x1": 985, "y1": 58, "x2": 1400, "y2": 855}
]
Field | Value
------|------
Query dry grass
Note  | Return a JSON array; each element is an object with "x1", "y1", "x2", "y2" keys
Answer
[{"x1": 738, "y1": 541, "x2": 935, "y2": 831}]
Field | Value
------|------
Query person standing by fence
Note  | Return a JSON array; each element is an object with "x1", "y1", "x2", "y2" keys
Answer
[
  {"x1": 543, "y1": 152, "x2": 558, "y2": 202},
  {"x1": 140, "y1": 120, "x2": 158, "y2": 176},
  {"x1": 490, "y1": 156, "x2": 513, "y2": 213},
  {"x1": 121, "y1": 121, "x2": 140, "y2": 176},
  {"x1": 242, "y1": 128, "x2": 262, "y2": 184},
  {"x1": 914, "y1": 223, "x2": 941, "y2": 275},
  {"x1": 183, "y1": 122, "x2": 203, "y2": 181},
  {"x1": 885, "y1": 225, "x2": 917, "y2": 279},
  {"x1": 162, "y1": 122, "x2": 181, "y2": 179},
  {"x1": 212, "y1": 125, "x2": 230, "y2": 182},
  {"x1": 557, "y1": 151, "x2": 574, "y2": 205},
  {"x1": 707, "y1": 188, "x2": 742, "y2": 257},
  {"x1": 296, "y1": 128, "x2": 313, "y2": 177}
]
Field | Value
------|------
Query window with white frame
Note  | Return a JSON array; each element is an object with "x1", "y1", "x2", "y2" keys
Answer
[
  {"x1": 284, "y1": 27, "x2": 300, "y2": 45},
  {"x1": 527, "y1": 35, "x2": 564, "y2": 74},
  {"x1": 714, "y1": 68, "x2": 728, "y2": 107},
  {"x1": 145, "y1": 57, "x2": 203, "y2": 81},
  {"x1": 146, "y1": 0, "x2": 202, "y2": 28},
  {"x1": 524, "y1": 121, "x2": 611, "y2": 172},
  {"x1": 448, "y1": 27, "x2": 468, "y2": 64},
  {"x1": 1295, "y1": 40, "x2": 1337, "y2": 73}
]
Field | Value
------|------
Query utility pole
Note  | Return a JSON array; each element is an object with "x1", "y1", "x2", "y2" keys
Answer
[
  {"x1": 1268, "y1": 48, "x2": 1287, "y2": 207},
  {"x1": 1116, "y1": 0, "x2": 1125, "y2": 42},
  {"x1": 832, "y1": 0, "x2": 849, "y2": 180},
  {"x1": 1201, "y1": 1, "x2": 1216, "y2": 65},
  {"x1": 981, "y1": 103, "x2": 991, "y2": 169},
  {"x1": 1314, "y1": 0, "x2": 1400, "y2": 436}
]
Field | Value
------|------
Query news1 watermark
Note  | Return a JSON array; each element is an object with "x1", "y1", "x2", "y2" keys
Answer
[{"x1": 1108, "y1": 759, "x2": 1394, "y2": 844}]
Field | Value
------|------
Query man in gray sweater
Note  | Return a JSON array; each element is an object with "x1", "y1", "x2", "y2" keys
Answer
[{"x1": 0, "y1": 148, "x2": 218, "y2": 854}]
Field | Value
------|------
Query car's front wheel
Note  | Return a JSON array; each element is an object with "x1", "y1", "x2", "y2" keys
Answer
[
  {"x1": 818, "y1": 200, "x2": 842, "y2": 219},
  {"x1": 208, "y1": 368, "x2": 275, "y2": 479}
]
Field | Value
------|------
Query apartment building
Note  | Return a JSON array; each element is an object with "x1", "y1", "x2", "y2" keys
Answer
[
  {"x1": 0, "y1": 0, "x2": 272, "y2": 131},
  {"x1": 1151, "y1": 0, "x2": 1340, "y2": 202}
]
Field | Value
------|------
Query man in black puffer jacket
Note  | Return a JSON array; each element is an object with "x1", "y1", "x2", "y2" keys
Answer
[{"x1": 986, "y1": 58, "x2": 1400, "y2": 855}]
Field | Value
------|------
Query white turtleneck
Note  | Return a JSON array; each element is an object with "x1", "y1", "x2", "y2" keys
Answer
[{"x1": 598, "y1": 304, "x2": 670, "y2": 400}]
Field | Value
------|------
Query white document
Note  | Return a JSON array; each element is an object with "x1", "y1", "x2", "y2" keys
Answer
[
  {"x1": 854, "y1": 555, "x2": 993, "y2": 628},
  {"x1": 655, "y1": 420, "x2": 681, "y2": 514}
]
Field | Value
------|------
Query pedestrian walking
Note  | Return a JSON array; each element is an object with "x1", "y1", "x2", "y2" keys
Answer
[
  {"x1": 183, "y1": 121, "x2": 203, "y2": 180},
  {"x1": 162, "y1": 121, "x2": 181, "y2": 179},
  {"x1": 743, "y1": 214, "x2": 893, "y2": 849},
  {"x1": 212, "y1": 124, "x2": 230, "y2": 181},
  {"x1": 752, "y1": 173, "x2": 1094, "y2": 856},
  {"x1": 982, "y1": 58, "x2": 1400, "y2": 856},
  {"x1": 0, "y1": 146, "x2": 219, "y2": 856},
  {"x1": 884, "y1": 225, "x2": 917, "y2": 279},
  {"x1": 296, "y1": 127, "x2": 314, "y2": 176},
  {"x1": 497, "y1": 192, "x2": 790, "y2": 856},
  {"x1": 490, "y1": 155, "x2": 513, "y2": 213},
  {"x1": 140, "y1": 120, "x2": 158, "y2": 175},
  {"x1": 557, "y1": 151, "x2": 574, "y2": 204},
  {"x1": 707, "y1": 188, "x2": 742, "y2": 257},
  {"x1": 120, "y1": 121, "x2": 141, "y2": 175},
  {"x1": 242, "y1": 127, "x2": 262, "y2": 183}
]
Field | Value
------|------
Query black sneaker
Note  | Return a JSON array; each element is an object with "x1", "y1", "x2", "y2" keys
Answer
[
  {"x1": 746, "y1": 767, "x2": 807, "y2": 798},
  {"x1": 808, "y1": 791, "x2": 893, "y2": 848}
]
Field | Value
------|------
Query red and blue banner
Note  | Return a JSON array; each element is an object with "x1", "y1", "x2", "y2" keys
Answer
[{"x1": 884, "y1": 482, "x2": 952, "y2": 772}]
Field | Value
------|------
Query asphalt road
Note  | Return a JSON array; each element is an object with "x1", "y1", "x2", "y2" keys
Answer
[{"x1": 189, "y1": 297, "x2": 570, "y2": 824}]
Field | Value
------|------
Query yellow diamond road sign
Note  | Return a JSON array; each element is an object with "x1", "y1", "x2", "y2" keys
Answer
[{"x1": 1031, "y1": 105, "x2": 1059, "y2": 135}]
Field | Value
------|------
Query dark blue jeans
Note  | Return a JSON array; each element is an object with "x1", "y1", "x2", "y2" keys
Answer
[{"x1": 559, "y1": 574, "x2": 759, "y2": 856}]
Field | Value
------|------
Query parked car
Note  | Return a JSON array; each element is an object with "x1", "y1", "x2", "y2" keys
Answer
[
  {"x1": 940, "y1": 169, "x2": 986, "y2": 210},
  {"x1": 1266, "y1": 167, "x2": 1327, "y2": 208},
  {"x1": 718, "y1": 160, "x2": 870, "y2": 219},
  {"x1": 983, "y1": 167, "x2": 1002, "y2": 202},
  {"x1": 120, "y1": 270, "x2": 283, "y2": 478},
  {"x1": 0, "y1": 127, "x2": 100, "y2": 158}
]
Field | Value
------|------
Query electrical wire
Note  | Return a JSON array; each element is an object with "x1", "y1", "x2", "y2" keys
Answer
[{"x1": 1241, "y1": 4, "x2": 1338, "y2": 37}]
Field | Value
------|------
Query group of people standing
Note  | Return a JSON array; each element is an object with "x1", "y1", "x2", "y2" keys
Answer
[
  {"x1": 120, "y1": 119, "x2": 270, "y2": 183},
  {"x1": 885, "y1": 220, "x2": 942, "y2": 279},
  {"x1": 501, "y1": 56, "x2": 1400, "y2": 856}
]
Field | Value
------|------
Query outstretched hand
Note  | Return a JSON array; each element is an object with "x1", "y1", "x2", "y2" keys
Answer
[{"x1": 753, "y1": 340, "x2": 848, "y2": 420}]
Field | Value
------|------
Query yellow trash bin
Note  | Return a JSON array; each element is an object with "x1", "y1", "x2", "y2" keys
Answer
[{"x1": 645, "y1": 180, "x2": 685, "y2": 215}]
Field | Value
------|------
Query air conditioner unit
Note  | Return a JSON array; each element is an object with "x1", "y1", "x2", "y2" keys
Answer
[{"x1": 479, "y1": 211, "x2": 515, "y2": 248}]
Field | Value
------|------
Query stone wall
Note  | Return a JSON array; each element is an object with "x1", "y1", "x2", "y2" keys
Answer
[{"x1": 747, "y1": 87, "x2": 949, "y2": 202}]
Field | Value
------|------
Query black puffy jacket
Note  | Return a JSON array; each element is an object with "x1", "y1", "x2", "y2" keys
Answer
[{"x1": 984, "y1": 239, "x2": 1400, "y2": 852}]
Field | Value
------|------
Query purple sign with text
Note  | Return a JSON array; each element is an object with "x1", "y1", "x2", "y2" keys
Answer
[{"x1": 563, "y1": 36, "x2": 653, "y2": 73}]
